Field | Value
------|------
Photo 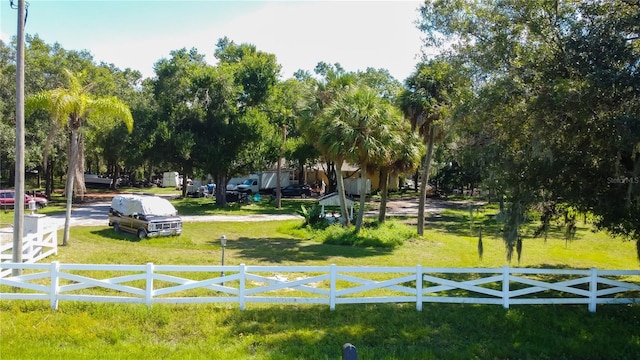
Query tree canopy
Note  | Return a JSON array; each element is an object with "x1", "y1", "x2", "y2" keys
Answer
[{"x1": 418, "y1": 0, "x2": 640, "y2": 259}]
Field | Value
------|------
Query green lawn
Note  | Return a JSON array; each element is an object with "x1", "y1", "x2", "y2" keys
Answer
[{"x1": 1, "y1": 198, "x2": 639, "y2": 359}]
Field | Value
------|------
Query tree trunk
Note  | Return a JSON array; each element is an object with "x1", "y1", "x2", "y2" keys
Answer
[
  {"x1": 276, "y1": 124, "x2": 286, "y2": 208},
  {"x1": 355, "y1": 163, "x2": 368, "y2": 233},
  {"x1": 181, "y1": 167, "x2": 188, "y2": 198},
  {"x1": 418, "y1": 127, "x2": 436, "y2": 236},
  {"x1": 276, "y1": 155, "x2": 282, "y2": 209},
  {"x1": 62, "y1": 127, "x2": 80, "y2": 246},
  {"x1": 8, "y1": 167, "x2": 15, "y2": 187},
  {"x1": 110, "y1": 165, "x2": 119, "y2": 190},
  {"x1": 378, "y1": 168, "x2": 389, "y2": 223},
  {"x1": 327, "y1": 162, "x2": 337, "y2": 193},
  {"x1": 335, "y1": 162, "x2": 351, "y2": 227},
  {"x1": 298, "y1": 159, "x2": 305, "y2": 185},
  {"x1": 45, "y1": 157, "x2": 53, "y2": 198},
  {"x1": 215, "y1": 174, "x2": 228, "y2": 207},
  {"x1": 74, "y1": 134, "x2": 86, "y2": 200}
]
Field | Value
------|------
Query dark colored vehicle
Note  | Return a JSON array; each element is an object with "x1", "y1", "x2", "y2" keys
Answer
[
  {"x1": 0, "y1": 190, "x2": 48, "y2": 209},
  {"x1": 277, "y1": 184, "x2": 312, "y2": 198}
]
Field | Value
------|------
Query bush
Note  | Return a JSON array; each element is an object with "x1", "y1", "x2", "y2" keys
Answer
[
  {"x1": 321, "y1": 220, "x2": 416, "y2": 248},
  {"x1": 297, "y1": 204, "x2": 324, "y2": 228}
]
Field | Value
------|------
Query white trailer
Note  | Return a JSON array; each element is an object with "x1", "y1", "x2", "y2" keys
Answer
[
  {"x1": 236, "y1": 171, "x2": 291, "y2": 194},
  {"x1": 343, "y1": 177, "x2": 371, "y2": 196},
  {"x1": 162, "y1": 172, "x2": 181, "y2": 190}
]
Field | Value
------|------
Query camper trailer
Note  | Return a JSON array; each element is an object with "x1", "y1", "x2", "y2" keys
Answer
[{"x1": 161, "y1": 172, "x2": 181, "y2": 190}]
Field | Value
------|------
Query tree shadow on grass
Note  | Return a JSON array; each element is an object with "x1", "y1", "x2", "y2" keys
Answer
[
  {"x1": 90, "y1": 228, "x2": 141, "y2": 242},
  {"x1": 217, "y1": 302, "x2": 640, "y2": 359},
  {"x1": 425, "y1": 212, "x2": 586, "y2": 243},
  {"x1": 206, "y1": 236, "x2": 392, "y2": 263}
]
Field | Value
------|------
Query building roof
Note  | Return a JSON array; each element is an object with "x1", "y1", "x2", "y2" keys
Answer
[
  {"x1": 310, "y1": 161, "x2": 361, "y2": 172},
  {"x1": 318, "y1": 192, "x2": 355, "y2": 206}
]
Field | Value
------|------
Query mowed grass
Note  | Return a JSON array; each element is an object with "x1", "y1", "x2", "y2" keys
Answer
[{"x1": 1, "y1": 202, "x2": 640, "y2": 359}]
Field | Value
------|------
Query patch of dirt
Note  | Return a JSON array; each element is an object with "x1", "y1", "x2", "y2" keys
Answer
[{"x1": 368, "y1": 197, "x2": 487, "y2": 217}]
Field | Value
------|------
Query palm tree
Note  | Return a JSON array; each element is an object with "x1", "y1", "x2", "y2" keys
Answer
[
  {"x1": 299, "y1": 65, "x2": 355, "y2": 225},
  {"x1": 321, "y1": 86, "x2": 398, "y2": 233},
  {"x1": 26, "y1": 69, "x2": 133, "y2": 246},
  {"x1": 316, "y1": 120, "x2": 352, "y2": 227},
  {"x1": 399, "y1": 60, "x2": 458, "y2": 235},
  {"x1": 374, "y1": 124, "x2": 424, "y2": 223}
]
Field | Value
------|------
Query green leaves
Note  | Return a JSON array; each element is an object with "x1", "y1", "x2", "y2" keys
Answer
[{"x1": 419, "y1": 0, "x2": 640, "y2": 258}]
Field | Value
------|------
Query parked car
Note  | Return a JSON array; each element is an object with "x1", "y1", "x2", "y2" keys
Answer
[
  {"x1": 277, "y1": 184, "x2": 312, "y2": 198},
  {"x1": 0, "y1": 190, "x2": 48, "y2": 209},
  {"x1": 108, "y1": 194, "x2": 182, "y2": 239}
]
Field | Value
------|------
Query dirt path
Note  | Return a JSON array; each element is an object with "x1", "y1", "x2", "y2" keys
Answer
[{"x1": 367, "y1": 196, "x2": 487, "y2": 217}]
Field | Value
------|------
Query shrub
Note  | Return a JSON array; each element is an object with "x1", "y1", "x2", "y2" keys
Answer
[
  {"x1": 297, "y1": 204, "x2": 324, "y2": 228},
  {"x1": 321, "y1": 220, "x2": 416, "y2": 248}
]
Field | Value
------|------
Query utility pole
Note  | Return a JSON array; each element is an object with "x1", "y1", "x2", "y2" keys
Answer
[{"x1": 12, "y1": 0, "x2": 26, "y2": 276}]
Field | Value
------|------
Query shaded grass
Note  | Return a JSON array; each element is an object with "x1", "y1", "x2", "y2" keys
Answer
[
  {"x1": 171, "y1": 196, "x2": 314, "y2": 216},
  {"x1": 1, "y1": 301, "x2": 639, "y2": 359}
]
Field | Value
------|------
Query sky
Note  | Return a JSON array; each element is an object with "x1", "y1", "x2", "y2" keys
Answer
[{"x1": 1, "y1": 0, "x2": 428, "y2": 82}]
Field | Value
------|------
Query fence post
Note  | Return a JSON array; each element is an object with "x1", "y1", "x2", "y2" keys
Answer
[
  {"x1": 416, "y1": 264, "x2": 423, "y2": 311},
  {"x1": 145, "y1": 262, "x2": 154, "y2": 307},
  {"x1": 239, "y1": 264, "x2": 246, "y2": 311},
  {"x1": 502, "y1": 265, "x2": 510, "y2": 309},
  {"x1": 330, "y1": 264, "x2": 337, "y2": 311},
  {"x1": 49, "y1": 261, "x2": 59, "y2": 310},
  {"x1": 589, "y1": 267, "x2": 598, "y2": 313},
  {"x1": 342, "y1": 343, "x2": 357, "y2": 360}
]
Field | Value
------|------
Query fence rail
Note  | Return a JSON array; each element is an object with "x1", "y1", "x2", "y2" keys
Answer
[
  {"x1": 0, "y1": 226, "x2": 57, "y2": 277},
  {"x1": 1, "y1": 262, "x2": 638, "y2": 312}
]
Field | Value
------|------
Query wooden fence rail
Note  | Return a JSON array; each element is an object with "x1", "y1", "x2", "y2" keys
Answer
[{"x1": 1, "y1": 262, "x2": 638, "y2": 312}]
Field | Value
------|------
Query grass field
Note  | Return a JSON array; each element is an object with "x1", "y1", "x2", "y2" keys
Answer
[{"x1": 1, "y1": 196, "x2": 639, "y2": 359}]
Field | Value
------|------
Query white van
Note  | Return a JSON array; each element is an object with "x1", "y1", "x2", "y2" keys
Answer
[{"x1": 108, "y1": 195, "x2": 182, "y2": 239}]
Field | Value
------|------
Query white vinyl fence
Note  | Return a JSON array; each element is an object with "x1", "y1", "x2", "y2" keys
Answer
[
  {"x1": 0, "y1": 225, "x2": 57, "y2": 278},
  {"x1": 1, "y1": 262, "x2": 638, "y2": 312}
]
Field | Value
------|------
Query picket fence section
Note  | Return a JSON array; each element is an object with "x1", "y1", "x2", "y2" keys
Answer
[
  {"x1": 0, "y1": 227, "x2": 57, "y2": 278},
  {"x1": 1, "y1": 262, "x2": 638, "y2": 312}
]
